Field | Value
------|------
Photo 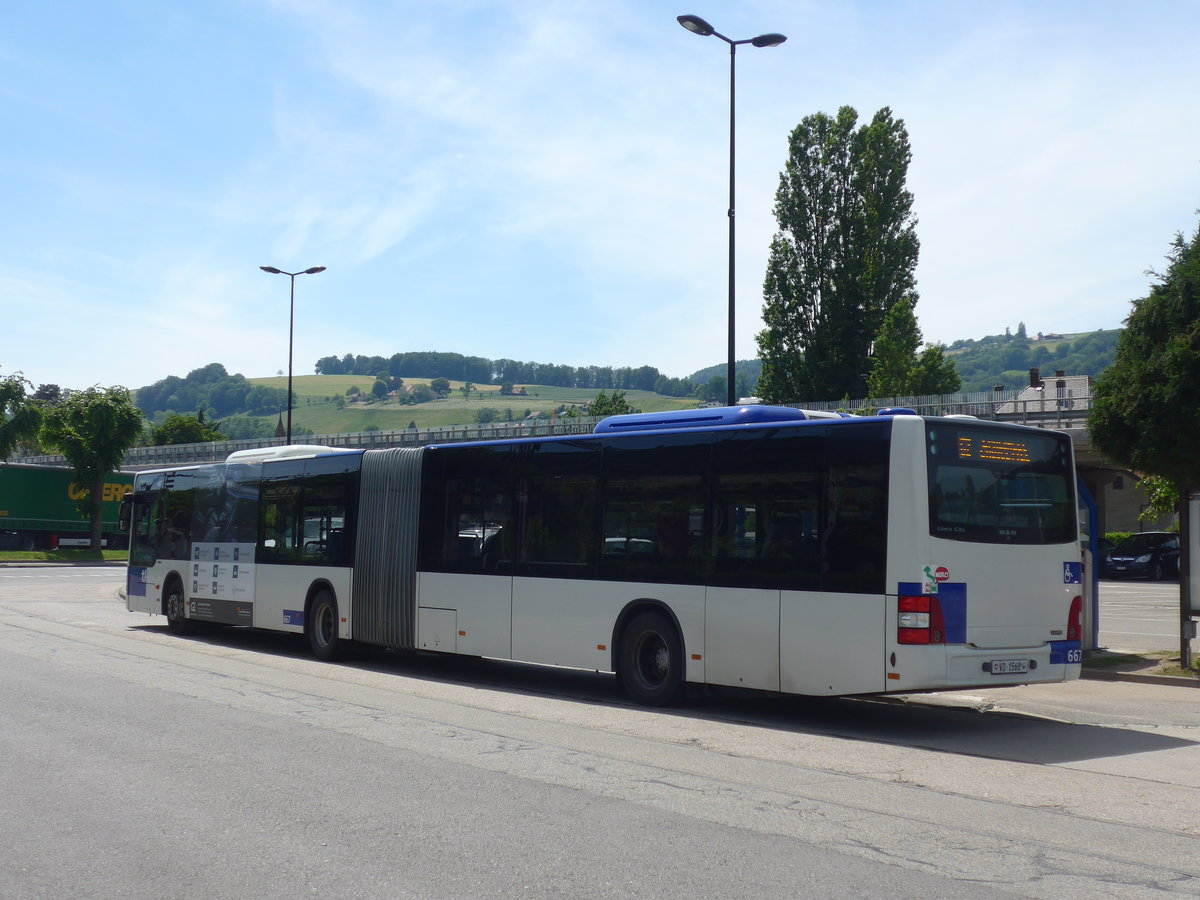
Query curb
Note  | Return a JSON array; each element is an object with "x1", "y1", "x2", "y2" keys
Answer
[
  {"x1": 1081, "y1": 668, "x2": 1200, "y2": 688},
  {"x1": 0, "y1": 561, "x2": 127, "y2": 567}
]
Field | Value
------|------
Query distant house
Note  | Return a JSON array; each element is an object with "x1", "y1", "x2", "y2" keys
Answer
[{"x1": 999, "y1": 368, "x2": 1093, "y2": 414}]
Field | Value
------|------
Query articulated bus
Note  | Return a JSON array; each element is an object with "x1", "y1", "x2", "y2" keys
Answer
[{"x1": 122, "y1": 406, "x2": 1083, "y2": 705}]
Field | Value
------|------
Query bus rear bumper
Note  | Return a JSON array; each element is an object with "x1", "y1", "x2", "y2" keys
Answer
[{"x1": 887, "y1": 641, "x2": 1082, "y2": 691}]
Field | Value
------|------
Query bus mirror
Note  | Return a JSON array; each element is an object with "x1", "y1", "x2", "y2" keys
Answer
[{"x1": 118, "y1": 496, "x2": 132, "y2": 533}]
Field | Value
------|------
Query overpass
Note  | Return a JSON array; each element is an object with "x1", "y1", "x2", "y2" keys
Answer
[{"x1": 10, "y1": 386, "x2": 1145, "y2": 533}]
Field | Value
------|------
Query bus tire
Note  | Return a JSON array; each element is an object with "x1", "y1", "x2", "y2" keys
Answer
[
  {"x1": 164, "y1": 579, "x2": 194, "y2": 636},
  {"x1": 617, "y1": 611, "x2": 684, "y2": 707},
  {"x1": 307, "y1": 589, "x2": 340, "y2": 661}
]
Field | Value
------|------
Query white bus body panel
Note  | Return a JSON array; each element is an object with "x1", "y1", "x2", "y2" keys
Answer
[
  {"x1": 417, "y1": 573, "x2": 708, "y2": 683},
  {"x1": 781, "y1": 590, "x2": 886, "y2": 695},
  {"x1": 511, "y1": 577, "x2": 704, "y2": 680},
  {"x1": 705, "y1": 587, "x2": 886, "y2": 695},
  {"x1": 704, "y1": 587, "x2": 780, "y2": 691},
  {"x1": 253, "y1": 564, "x2": 352, "y2": 638},
  {"x1": 417, "y1": 572, "x2": 512, "y2": 659}
]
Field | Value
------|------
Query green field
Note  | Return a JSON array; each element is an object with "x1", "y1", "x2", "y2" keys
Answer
[{"x1": 251, "y1": 375, "x2": 696, "y2": 434}]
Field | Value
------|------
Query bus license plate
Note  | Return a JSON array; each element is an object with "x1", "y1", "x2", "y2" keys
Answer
[{"x1": 990, "y1": 659, "x2": 1029, "y2": 674}]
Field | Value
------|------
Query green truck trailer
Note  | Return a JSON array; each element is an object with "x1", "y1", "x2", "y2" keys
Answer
[{"x1": 0, "y1": 464, "x2": 134, "y2": 550}]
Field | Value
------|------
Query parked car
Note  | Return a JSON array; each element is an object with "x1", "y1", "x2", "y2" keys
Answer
[
  {"x1": 1096, "y1": 536, "x2": 1117, "y2": 577},
  {"x1": 1106, "y1": 532, "x2": 1180, "y2": 580}
]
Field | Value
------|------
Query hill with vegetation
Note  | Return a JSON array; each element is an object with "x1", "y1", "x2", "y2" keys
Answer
[
  {"x1": 945, "y1": 328, "x2": 1119, "y2": 393},
  {"x1": 132, "y1": 327, "x2": 1119, "y2": 438},
  {"x1": 134, "y1": 367, "x2": 696, "y2": 439}
]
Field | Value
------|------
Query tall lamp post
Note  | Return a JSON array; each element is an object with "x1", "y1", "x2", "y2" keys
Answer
[
  {"x1": 677, "y1": 14, "x2": 785, "y2": 407},
  {"x1": 259, "y1": 265, "x2": 326, "y2": 444}
]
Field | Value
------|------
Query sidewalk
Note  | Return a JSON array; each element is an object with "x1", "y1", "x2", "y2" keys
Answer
[
  {"x1": 0, "y1": 560, "x2": 127, "y2": 567},
  {"x1": 1082, "y1": 649, "x2": 1200, "y2": 688}
]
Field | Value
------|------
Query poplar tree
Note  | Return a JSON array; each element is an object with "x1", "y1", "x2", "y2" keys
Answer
[{"x1": 757, "y1": 106, "x2": 920, "y2": 402}]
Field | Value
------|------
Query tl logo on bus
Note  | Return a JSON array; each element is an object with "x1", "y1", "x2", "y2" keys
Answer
[{"x1": 923, "y1": 565, "x2": 950, "y2": 593}]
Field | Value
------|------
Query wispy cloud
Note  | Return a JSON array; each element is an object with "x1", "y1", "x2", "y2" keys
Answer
[{"x1": 1, "y1": 0, "x2": 1198, "y2": 391}]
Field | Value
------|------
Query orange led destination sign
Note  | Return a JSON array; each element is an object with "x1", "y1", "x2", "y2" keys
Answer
[{"x1": 956, "y1": 436, "x2": 1032, "y2": 463}]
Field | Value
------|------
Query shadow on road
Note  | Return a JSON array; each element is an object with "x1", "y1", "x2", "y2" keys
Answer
[{"x1": 129, "y1": 621, "x2": 1197, "y2": 767}]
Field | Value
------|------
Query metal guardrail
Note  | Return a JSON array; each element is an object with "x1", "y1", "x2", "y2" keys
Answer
[
  {"x1": 790, "y1": 388, "x2": 1094, "y2": 430},
  {"x1": 14, "y1": 417, "x2": 605, "y2": 470},
  {"x1": 10, "y1": 389, "x2": 1095, "y2": 471}
]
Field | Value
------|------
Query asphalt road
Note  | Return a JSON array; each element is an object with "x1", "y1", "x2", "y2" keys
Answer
[
  {"x1": 1096, "y1": 577, "x2": 1186, "y2": 652},
  {"x1": 3, "y1": 566, "x2": 1200, "y2": 898}
]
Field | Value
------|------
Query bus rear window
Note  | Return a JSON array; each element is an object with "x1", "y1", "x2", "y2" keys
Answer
[{"x1": 927, "y1": 424, "x2": 1075, "y2": 544}]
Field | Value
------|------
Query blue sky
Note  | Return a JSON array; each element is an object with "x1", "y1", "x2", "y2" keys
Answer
[{"x1": 3, "y1": 0, "x2": 1199, "y2": 392}]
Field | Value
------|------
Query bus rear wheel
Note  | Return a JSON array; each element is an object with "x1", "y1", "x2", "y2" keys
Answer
[
  {"x1": 307, "y1": 589, "x2": 340, "y2": 661},
  {"x1": 164, "y1": 580, "x2": 193, "y2": 636},
  {"x1": 617, "y1": 611, "x2": 684, "y2": 707}
]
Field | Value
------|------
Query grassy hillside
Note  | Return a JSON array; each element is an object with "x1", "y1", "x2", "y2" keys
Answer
[
  {"x1": 250, "y1": 375, "x2": 696, "y2": 435},
  {"x1": 945, "y1": 329, "x2": 1119, "y2": 393}
]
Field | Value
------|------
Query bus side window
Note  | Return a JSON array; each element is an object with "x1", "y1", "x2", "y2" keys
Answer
[
  {"x1": 823, "y1": 462, "x2": 887, "y2": 593},
  {"x1": 259, "y1": 484, "x2": 302, "y2": 563},
  {"x1": 441, "y1": 476, "x2": 512, "y2": 574}
]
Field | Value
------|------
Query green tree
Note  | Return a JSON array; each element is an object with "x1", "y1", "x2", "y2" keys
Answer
[
  {"x1": 409, "y1": 383, "x2": 435, "y2": 404},
  {"x1": 867, "y1": 298, "x2": 960, "y2": 397},
  {"x1": 1090, "y1": 217, "x2": 1200, "y2": 488},
  {"x1": 39, "y1": 387, "x2": 144, "y2": 549},
  {"x1": 151, "y1": 413, "x2": 225, "y2": 445},
  {"x1": 866, "y1": 298, "x2": 921, "y2": 397},
  {"x1": 474, "y1": 407, "x2": 500, "y2": 424},
  {"x1": 1, "y1": 370, "x2": 41, "y2": 460},
  {"x1": 32, "y1": 383, "x2": 62, "y2": 404},
  {"x1": 1136, "y1": 474, "x2": 1179, "y2": 527},
  {"x1": 697, "y1": 376, "x2": 726, "y2": 403},
  {"x1": 430, "y1": 377, "x2": 451, "y2": 396},
  {"x1": 908, "y1": 344, "x2": 961, "y2": 396},
  {"x1": 586, "y1": 390, "x2": 637, "y2": 417},
  {"x1": 757, "y1": 106, "x2": 920, "y2": 403}
]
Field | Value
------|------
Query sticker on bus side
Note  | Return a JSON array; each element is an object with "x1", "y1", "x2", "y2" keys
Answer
[
  {"x1": 283, "y1": 609, "x2": 305, "y2": 627},
  {"x1": 1063, "y1": 562, "x2": 1082, "y2": 584}
]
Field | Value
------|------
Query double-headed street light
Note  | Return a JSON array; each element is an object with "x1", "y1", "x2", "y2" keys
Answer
[
  {"x1": 259, "y1": 265, "x2": 326, "y2": 445},
  {"x1": 677, "y1": 14, "x2": 785, "y2": 407}
]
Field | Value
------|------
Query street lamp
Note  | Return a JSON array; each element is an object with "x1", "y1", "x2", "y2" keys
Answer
[
  {"x1": 677, "y1": 14, "x2": 785, "y2": 407},
  {"x1": 259, "y1": 265, "x2": 326, "y2": 444}
]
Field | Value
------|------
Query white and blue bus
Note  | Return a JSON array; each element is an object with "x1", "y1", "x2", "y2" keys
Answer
[{"x1": 122, "y1": 406, "x2": 1082, "y2": 705}]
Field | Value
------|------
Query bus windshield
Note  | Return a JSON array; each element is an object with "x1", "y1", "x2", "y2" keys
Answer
[{"x1": 926, "y1": 423, "x2": 1075, "y2": 545}]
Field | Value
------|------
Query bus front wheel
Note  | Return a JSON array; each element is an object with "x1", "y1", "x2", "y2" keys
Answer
[
  {"x1": 164, "y1": 581, "x2": 194, "y2": 636},
  {"x1": 307, "y1": 590, "x2": 340, "y2": 661},
  {"x1": 617, "y1": 611, "x2": 684, "y2": 707}
]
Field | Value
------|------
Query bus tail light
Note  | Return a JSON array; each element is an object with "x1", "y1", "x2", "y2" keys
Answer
[
  {"x1": 898, "y1": 595, "x2": 945, "y2": 645},
  {"x1": 1067, "y1": 595, "x2": 1083, "y2": 642}
]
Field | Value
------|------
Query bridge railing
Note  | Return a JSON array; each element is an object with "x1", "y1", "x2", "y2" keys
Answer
[
  {"x1": 10, "y1": 388, "x2": 1094, "y2": 470},
  {"x1": 791, "y1": 388, "x2": 1093, "y2": 429},
  {"x1": 12, "y1": 416, "x2": 604, "y2": 470}
]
